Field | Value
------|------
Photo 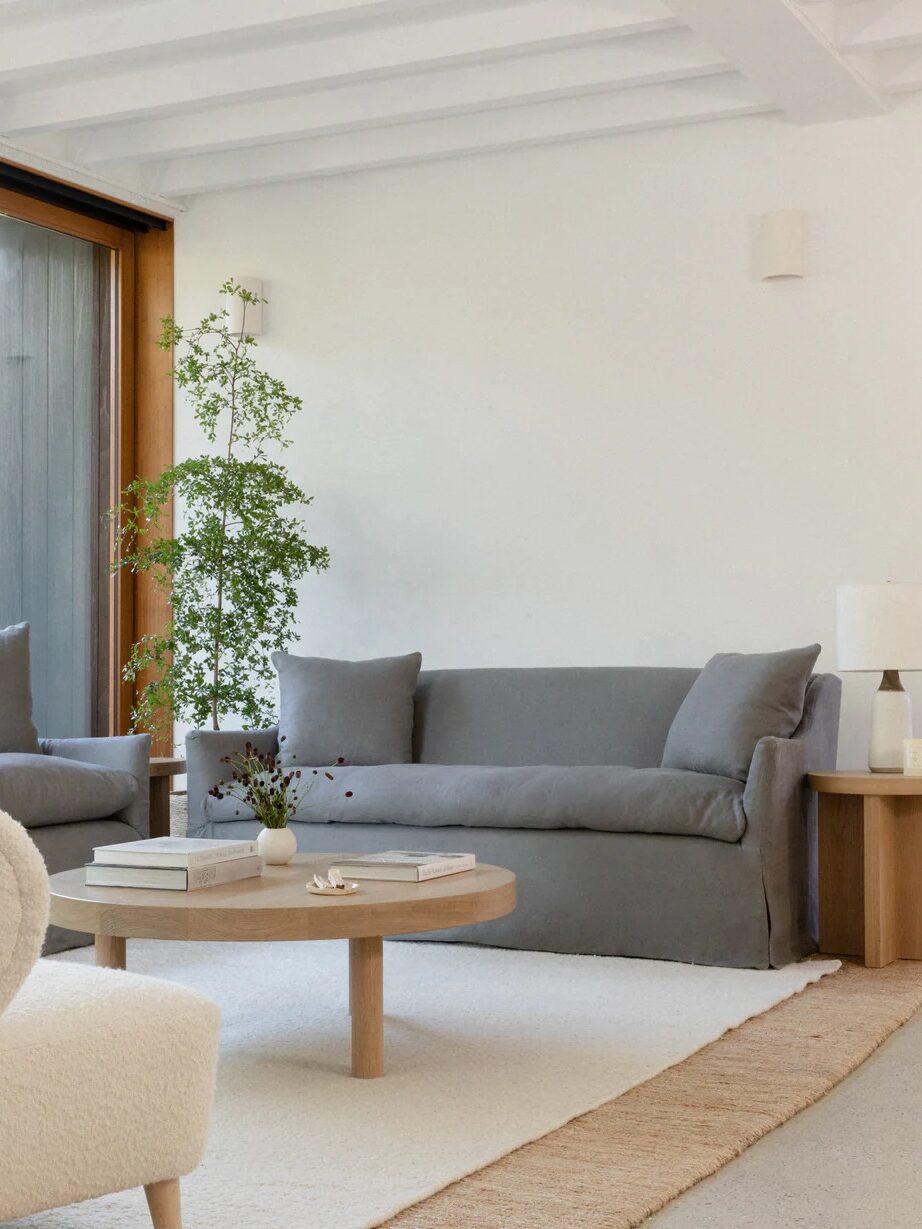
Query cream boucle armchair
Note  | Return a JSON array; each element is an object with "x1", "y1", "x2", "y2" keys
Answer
[{"x1": 0, "y1": 810, "x2": 220, "y2": 1228}]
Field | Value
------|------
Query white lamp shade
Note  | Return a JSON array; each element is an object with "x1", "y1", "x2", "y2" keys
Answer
[{"x1": 836, "y1": 583, "x2": 922, "y2": 672}]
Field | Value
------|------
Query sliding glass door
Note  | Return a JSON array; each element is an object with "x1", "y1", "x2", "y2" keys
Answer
[{"x1": 0, "y1": 214, "x2": 114, "y2": 738}]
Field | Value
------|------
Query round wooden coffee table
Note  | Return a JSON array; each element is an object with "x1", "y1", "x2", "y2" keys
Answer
[{"x1": 48, "y1": 854, "x2": 516, "y2": 1078}]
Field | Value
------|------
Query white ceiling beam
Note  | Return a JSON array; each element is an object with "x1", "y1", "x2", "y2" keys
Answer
[
  {"x1": 665, "y1": 0, "x2": 887, "y2": 121},
  {"x1": 872, "y1": 43, "x2": 922, "y2": 89},
  {"x1": 791, "y1": 0, "x2": 836, "y2": 40},
  {"x1": 0, "y1": 0, "x2": 491, "y2": 84},
  {"x1": 0, "y1": 0, "x2": 101, "y2": 15},
  {"x1": 0, "y1": 138, "x2": 181, "y2": 218},
  {"x1": 73, "y1": 29, "x2": 727, "y2": 167},
  {"x1": 836, "y1": 0, "x2": 922, "y2": 52},
  {"x1": 0, "y1": 1, "x2": 681, "y2": 134},
  {"x1": 146, "y1": 73, "x2": 771, "y2": 197}
]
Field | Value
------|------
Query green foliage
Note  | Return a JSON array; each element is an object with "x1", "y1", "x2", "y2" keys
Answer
[{"x1": 113, "y1": 279, "x2": 329, "y2": 733}]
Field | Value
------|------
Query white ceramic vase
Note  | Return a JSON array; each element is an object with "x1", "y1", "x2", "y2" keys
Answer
[{"x1": 256, "y1": 825, "x2": 297, "y2": 865}]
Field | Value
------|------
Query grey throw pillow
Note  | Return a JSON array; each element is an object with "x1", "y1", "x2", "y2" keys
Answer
[
  {"x1": 273, "y1": 651, "x2": 423, "y2": 767},
  {"x1": 0, "y1": 624, "x2": 40, "y2": 754},
  {"x1": 661, "y1": 644, "x2": 821, "y2": 781}
]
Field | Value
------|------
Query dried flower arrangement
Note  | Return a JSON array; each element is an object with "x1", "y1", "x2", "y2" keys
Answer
[{"x1": 208, "y1": 736, "x2": 353, "y2": 829}]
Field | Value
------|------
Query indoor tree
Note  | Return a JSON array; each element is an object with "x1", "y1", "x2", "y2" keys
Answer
[{"x1": 113, "y1": 279, "x2": 329, "y2": 733}]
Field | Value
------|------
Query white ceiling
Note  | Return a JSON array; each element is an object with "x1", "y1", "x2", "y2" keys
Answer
[{"x1": 0, "y1": 0, "x2": 919, "y2": 203}]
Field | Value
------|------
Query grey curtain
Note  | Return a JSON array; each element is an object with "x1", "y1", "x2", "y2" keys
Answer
[{"x1": 0, "y1": 215, "x2": 111, "y2": 738}]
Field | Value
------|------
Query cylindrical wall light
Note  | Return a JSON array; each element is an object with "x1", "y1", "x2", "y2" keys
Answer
[
  {"x1": 224, "y1": 277, "x2": 264, "y2": 335},
  {"x1": 751, "y1": 210, "x2": 806, "y2": 281}
]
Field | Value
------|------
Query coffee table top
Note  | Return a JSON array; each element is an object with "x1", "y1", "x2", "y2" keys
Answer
[{"x1": 48, "y1": 854, "x2": 516, "y2": 943}]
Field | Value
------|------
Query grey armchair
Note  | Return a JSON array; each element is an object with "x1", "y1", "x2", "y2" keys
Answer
[{"x1": 0, "y1": 623, "x2": 150, "y2": 953}]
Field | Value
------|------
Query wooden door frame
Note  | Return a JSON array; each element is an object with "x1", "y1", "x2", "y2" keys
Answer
[{"x1": 0, "y1": 186, "x2": 174, "y2": 747}]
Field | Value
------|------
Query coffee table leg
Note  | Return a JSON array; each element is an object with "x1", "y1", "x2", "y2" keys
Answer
[
  {"x1": 349, "y1": 936, "x2": 383, "y2": 1078},
  {"x1": 95, "y1": 934, "x2": 126, "y2": 970}
]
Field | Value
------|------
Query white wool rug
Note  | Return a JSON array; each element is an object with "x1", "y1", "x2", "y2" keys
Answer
[{"x1": 16, "y1": 941, "x2": 838, "y2": 1229}]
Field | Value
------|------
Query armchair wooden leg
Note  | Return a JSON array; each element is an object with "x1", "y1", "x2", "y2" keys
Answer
[{"x1": 144, "y1": 1178, "x2": 182, "y2": 1229}]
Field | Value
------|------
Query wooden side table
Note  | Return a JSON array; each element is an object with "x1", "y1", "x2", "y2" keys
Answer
[
  {"x1": 810, "y1": 771, "x2": 922, "y2": 967},
  {"x1": 149, "y1": 756, "x2": 185, "y2": 839}
]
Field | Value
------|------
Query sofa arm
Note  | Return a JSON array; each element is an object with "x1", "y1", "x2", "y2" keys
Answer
[
  {"x1": 742, "y1": 735, "x2": 811, "y2": 966},
  {"x1": 185, "y1": 726, "x2": 278, "y2": 837},
  {"x1": 40, "y1": 734, "x2": 152, "y2": 839}
]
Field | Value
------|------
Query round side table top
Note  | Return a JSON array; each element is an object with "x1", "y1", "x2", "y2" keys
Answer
[
  {"x1": 48, "y1": 854, "x2": 517, "y2": 943},
  {"x1": 808, "y1": 771, "x2": 922, "y2": 796},
  {"x1": 149, "y1": 756, "x2": 186, "y2": 778}
]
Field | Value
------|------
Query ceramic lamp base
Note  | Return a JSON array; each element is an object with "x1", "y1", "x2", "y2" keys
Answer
[{"x1": 869, "y1": 670, "x2": 912, "y2": 773}]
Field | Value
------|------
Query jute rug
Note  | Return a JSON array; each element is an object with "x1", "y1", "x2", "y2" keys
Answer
[{"x1": 384, "y1": 959, "x2": 922, "y2": 1228}]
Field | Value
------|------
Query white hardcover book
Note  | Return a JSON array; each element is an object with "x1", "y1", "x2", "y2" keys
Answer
[
  {"x1": 187, "y1": 856, "x2": 262, "y2": 890},
  {"x1": 328, "y1": 851, "x2": 476, "y2": 882},
  {"x1": 93, "y1": 836, "x2": 258, "y2": 868},
  {"x1": 85, "y1": 855, "x2": 262, "y2": 891}
]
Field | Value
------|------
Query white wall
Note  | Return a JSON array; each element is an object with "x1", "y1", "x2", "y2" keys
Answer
[{"x1": 174, "y1": 105, "x2": 922, "y2": 767}]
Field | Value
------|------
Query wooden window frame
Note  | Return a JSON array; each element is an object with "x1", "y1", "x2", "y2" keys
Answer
[{"x1": 0, "y1": 186, "x2": 174, "y2": 750}]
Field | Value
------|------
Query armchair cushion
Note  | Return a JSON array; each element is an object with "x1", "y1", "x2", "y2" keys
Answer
[
  {"x1": 0, "y1": 753, "x2": 138, "y2": 829},
  {"x1": 0, "y1": 624, "x2": 40, "y2": 755}
]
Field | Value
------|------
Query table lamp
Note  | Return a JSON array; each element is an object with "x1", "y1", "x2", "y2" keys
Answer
[{"x1": 837, "y1": 582, "x2": 922, "y2": 772}]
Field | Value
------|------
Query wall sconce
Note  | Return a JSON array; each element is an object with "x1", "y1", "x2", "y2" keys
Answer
[
  {"x1": 224, "y1": 277, "x2": 264, "y2": 335},
  {"x1": 751, "y1": 211, "x2": 806, "y2": 281}
]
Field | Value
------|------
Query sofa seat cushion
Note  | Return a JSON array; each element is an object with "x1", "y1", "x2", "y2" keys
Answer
[
  {"x1": 0, "y1": 754, "x2": 138, "y2": 829},
  {"x1": 204, "y1": 763, "x2": 747, "y2": 843}
]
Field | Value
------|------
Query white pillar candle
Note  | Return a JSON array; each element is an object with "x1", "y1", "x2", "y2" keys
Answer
[{"x1": 903, "y1": 739, "x2": 922, "y2": 776}]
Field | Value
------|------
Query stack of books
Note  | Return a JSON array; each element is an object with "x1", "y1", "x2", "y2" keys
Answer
[
  {"x1": 329, "y1": 850, "x2": 476, "y2": 882},
  {"x1": 86, "y1": 837, "x2": 262, "y2": 891}
]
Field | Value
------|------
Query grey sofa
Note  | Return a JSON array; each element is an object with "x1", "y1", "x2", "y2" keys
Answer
[
  {"x1": 186, "y1": 666, "x2": 841, "y2": 969},
  {"x1": 0, "y1": 736, "x2": 151, "y2": 953}
]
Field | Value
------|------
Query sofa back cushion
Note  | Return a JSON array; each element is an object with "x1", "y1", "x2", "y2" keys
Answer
[
  {"x1": 413, "y1": 667, "x2": 699, "y2": 767},
  {"x1": 661, "y1": 644, "x2": 821, "y2": 781},
  {"x1": 274, "y1": 651, "x2": 422, "y2": 768},
  {"x1": 0, "y1": 625, "x2": 39, "y2": 755}
]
